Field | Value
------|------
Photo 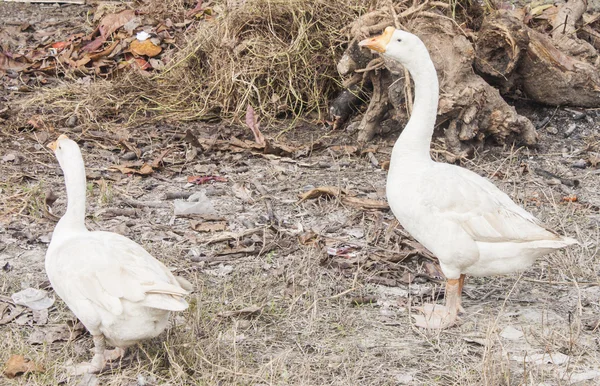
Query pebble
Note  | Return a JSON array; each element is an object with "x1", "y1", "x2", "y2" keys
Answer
[
  {"x1": 572, "y1": 159, "x2": 587, "y2": 169},
  {"x1": 545, "y1": 126, "x2": 558, "y2": 135},
  {"x1": 66, "y1": 115, "x2": 77, "y2": 127},
  {"x1": 565, "y1": 123, "x2": 577, "y2": 137},
  {"x1": 536, "y1": 116, "x2": 550, "y2": 128}
]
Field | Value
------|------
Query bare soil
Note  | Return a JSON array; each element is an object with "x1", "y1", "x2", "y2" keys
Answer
[{"x1": 1, "y1": 3, "x2": 599, "y2": 386}]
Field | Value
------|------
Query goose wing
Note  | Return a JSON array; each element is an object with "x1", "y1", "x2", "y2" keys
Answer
[
  {"x1": 51, "y1": 231, "x2": 189, "y2": 316},
  {"x1": 418, "y1": 164, "x2": 569, "y2": 243}
]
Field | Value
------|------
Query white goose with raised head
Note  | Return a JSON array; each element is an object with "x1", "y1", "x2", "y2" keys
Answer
[
  {"x1": 359, "y1": 27, "x2": 577, "y2": 329},
  {"x1": 46, "y1": 134, "x2": 191, "y2": 373}
]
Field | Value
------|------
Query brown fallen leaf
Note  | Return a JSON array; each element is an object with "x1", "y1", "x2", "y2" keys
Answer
[
  {"x1": 190, "y1": 220, "x2": 227, "y2": 232},
  {"x1": 83, "y1": 10, "x2": 137, "y2": 53},
  {"x1": 298, "y1": 230, "x2": 318, "y2": 244},
  {"x1": 186, "y1": 0, "x2": 205, "y2": 17},
  {"x1": 119, "y1": 139, "x2": 142, "y2": 158},
  {"x1": 329, "y1": 145, "x2": 359, "y2": 155},
  {"x1": 151, "y1": 148, "x2": 172, "y2": 168},
  {"x1": 26, "y1": 115, "x2": 51, "y2": 130},
  {"x1": 217, "y1": 246, "x2": 256, "y2": 256},
  {"x1": 187, "y1": 175, "x2": 228, "y2": 184},
  {"x1": 110, "y1": 163, "x2": 153, "y2": 175},
  {"x1": 424, "y1": 261, "x2": 444, "y2": 280},
  {"x1": 27, "y1": 323, "x2": 85, "y2": 345},
  {"x1": 3, "y1": 355, "x2": 43, "y2": 379},
  {"x1": 0, "y1": 52, "x2": 29, "y2": 72},
  {"x1": 99, "y1": 10, "x2": 137, "y2": 39},
  {"x1": 131, "y1": 56, "x2": 152, "y2": 71},
  {"x1": 89, "y1": 41, "x2": 120, "y2": 61},
  {"x1": 129, "y1": 39, "x2": 162, "y2": 57},
  {"x1": 298, "y1": 186, "x2": 346, "y2": 203},
  {"x1": 341, "y1": 196, "x2": 389, "y2": 210}
]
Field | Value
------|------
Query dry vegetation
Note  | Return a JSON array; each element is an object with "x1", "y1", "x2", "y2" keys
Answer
[
  {"x1": 16, "y1": 0, "x2": 368, "y2": 130},
  {"x1": 1, "y1": 1, "x2": 600, "y2": 385}
]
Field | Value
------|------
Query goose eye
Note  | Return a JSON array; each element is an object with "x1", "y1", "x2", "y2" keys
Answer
[{"x1": 397, "y1": 39, "x2": 402, "y2": 42}]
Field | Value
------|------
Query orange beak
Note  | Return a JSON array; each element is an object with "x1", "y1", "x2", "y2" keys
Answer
[
  {"x1": 358, "y1": 26, "x2": 395, "y2": 53},
  {"x1": 47, "y1": 134, "x2": 69, "y2": 152}
]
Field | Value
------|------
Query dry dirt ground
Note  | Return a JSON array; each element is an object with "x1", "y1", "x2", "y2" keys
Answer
[{"x1": 2, "y1": 3, "x2": 600, "y2": 386}]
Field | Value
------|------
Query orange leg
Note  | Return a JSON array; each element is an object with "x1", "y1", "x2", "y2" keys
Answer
[{"x1": 412, "y1": 278, "x2": 462, "y2": 329}]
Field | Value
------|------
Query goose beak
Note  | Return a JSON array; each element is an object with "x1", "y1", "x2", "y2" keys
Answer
[
  {"x1": 47, "y1": 134, "x2": 69, "y2": 152},
  {"x1": 358, "y1": 26, "x2": 395, "y2": 53}
]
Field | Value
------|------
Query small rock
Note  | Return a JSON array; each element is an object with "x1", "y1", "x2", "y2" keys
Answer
[
  {"x1": 2, "y1": 153, "x2": 16, "y2": 162},
  {"x1": 203, "y1": 264, "x2": 233, "y2": 277},
  {"x1": 545, "y1": 126, "x2": 558, "y2": 135},
  {"x1": 174, "y1": 192, "x2": 215, "y2": 215},
  {"x1": 572, "y1": 159, "x2": 587, "y2": 169},
  {"x1": 500, "y1": 325, "x2": 524, "y2": 340},
  {"x1": 395, "y1": 373, "x2": 414, "y2": 384},
  {"x1": 346, "y1": 121, "x2": 360, "y2": 134},
  {"x1": 536, "y1": 116, "x2": 550, "y2": 128},
  {"x1": 565, "y1": 123, "x2": 577, "y2": 137},
  {"x1": 65, "y1": 115, "x2": 77, "y2": 127}
]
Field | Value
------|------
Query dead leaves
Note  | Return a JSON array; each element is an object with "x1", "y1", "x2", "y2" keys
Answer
[
  {"x1": 0, "y1": 52, "x2": 29, "y2": 72},
  {"x1": 3, "y1": 355, "x2": 43, "y2": 379},
  {"x1": 187, "y1": 175, "x2": 228, "y2": 184},
  {"x1": 298, "y1": 186, "x2": 346, "y2": 202},
  {"x1": 299, "y1": 186, "x2": 389, "y2": 210},
  {"x1": 190, "y1": 220, "x2": 227, "y2": 232},
  {"x1": 110, "y1": 163, "x2": 154, "y2": 176},
  {"x1": 130, "y1": 39, "x2": 162, "y2": 57},
  {"x1": 3, "y1": 6, "x2": 182, "y2": 78},
  {"x1": 27, "y1": 322, "x2": 85, "y2": 345}
]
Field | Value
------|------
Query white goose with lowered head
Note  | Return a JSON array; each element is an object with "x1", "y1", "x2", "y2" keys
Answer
[
  {"x1": 359, "y1": 27, "x2": 577, "y2": 329},
  {"x1": 46, "y1": 134, "x2": 191, "y2": 373}
]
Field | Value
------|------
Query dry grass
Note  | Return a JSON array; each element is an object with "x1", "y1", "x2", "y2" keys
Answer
[
  {"x1": 2, "y1": 121, "x2": 599, "y2": 385},
  {"x1": 17, "y1": 0, "x2": 367, "y2": 131}
]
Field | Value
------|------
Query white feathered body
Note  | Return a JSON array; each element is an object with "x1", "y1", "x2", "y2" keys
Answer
[
  {"x1": 387, "y1": 159, "x2": 578, "y2": 279},
  {"x1": 46, "y1": 229, "x2": 188, "y2": 348}
]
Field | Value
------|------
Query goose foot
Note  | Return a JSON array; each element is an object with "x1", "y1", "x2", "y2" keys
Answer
[
  {"x1": 68, "y1": 354, "x2": 105, "y2": 375},
  {"x1": 412, "y1": 303, "x2": 459, "y2": 329},
  {"x1": 68, "y1": 335, "x2": 126, "y2": 375},
  {"x1": 103, "y1": 347, "x2": 126, "y2": 362},
  {"x1": 412, "y1": 276, "x2": 464, "y2": 329}
]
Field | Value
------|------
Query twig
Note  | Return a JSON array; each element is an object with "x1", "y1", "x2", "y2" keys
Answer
[
  {"x1": 253, "y1": 181, "x2": 278, "y2": 226},
  {"x1": 121, "y1": 197, "x2": 167, "y2": 209},
  {"x1": 203, "y1": 227, "x2": 265, "y2": 245}
]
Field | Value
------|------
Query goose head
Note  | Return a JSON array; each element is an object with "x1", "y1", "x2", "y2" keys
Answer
[
  {"x1": 48, "y1": 134, "x2": 83, "y2": 170},
  {"x1": 358, "y1": 27, "x2": 430, "y2": 71}
]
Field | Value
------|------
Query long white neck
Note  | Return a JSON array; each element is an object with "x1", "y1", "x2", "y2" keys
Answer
[
  {"x1": 55, "y1": 153, "x2": 88, "y2": 234},
  {"x1": 390, "y1": 54, "x2": 439, "y2": 164}
]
